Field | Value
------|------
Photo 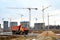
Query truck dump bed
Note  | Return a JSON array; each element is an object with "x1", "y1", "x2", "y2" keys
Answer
[{"x1": 11, "y1": 26, "x2": 19, "y2": 31}]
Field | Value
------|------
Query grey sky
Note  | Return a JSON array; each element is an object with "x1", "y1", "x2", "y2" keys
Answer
[{"x1": 0, "y1": 0, "x2": 60, "y2": 27}]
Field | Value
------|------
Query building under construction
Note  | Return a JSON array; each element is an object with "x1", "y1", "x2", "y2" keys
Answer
[
  {"x1": 3, "y1": 21, "x2": 9, "y2": 32},
  {"x1": 34, "y1": 23, "x2": 45, "y2": 30},
  {"x1": 20, "y1": 21, "x2": 30, "y2": 28},
  {"x1": 10, "y1": 22, "x2": 18, "y2": 27}
]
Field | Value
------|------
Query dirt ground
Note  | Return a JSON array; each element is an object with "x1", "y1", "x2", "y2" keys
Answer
[
  {"x1": 0, "y1": 35, "x2": 60, "y2": 40},
  {"x1": 0, "y1": 35, "x2": 37, "y2": 40},
  {"x1": 0, "y1": 31, "x2": 60, "y2": 40}
]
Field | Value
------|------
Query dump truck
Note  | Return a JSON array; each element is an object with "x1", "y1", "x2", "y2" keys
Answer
[{"x1": 11, "y1": 25, "x2": 29, "y2": 35}]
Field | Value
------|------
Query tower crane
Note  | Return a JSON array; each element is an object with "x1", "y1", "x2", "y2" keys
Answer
[
  {"x1": 7, "y1": 7, "x2": 38, "y2": 27},
  {"x1": 42, "y1": 5, "x2": 51, "y2": 30},
  {"x1": 47, "y1": 14, "x2": 60, "y2": 30}
]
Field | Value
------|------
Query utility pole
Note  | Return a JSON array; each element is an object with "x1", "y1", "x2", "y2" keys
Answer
[{"x1": 42, "y1": 5, "x2": 51, "y2": 30}]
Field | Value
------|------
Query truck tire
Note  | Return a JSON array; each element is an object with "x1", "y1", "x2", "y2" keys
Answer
[
  {"x1": 12, "y1": 31, "x2": 16, "y2": 34},
  {"x1": 24, "y1": 30, "x2": 29, "y2": 35},
  {"x1": 16, "y1": 30, "x2": 21, "y2": 34}
]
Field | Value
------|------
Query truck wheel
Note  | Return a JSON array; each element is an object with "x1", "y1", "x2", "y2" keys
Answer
[
  {"x1": 12, "y1": 31, "x2": 16, "y2": 34},
  {"x1": 21, "y1": 32, "x2": 24, "y2": 35},
  {"x1": 25, "y1": 32, "x2": 28, "y2": 35},
  {"x1": 24, "y1": 30, "x2": 29, "y2": 35},
  {"x1": 16, "y1": 31, "x2": 20, "y2": 35}
]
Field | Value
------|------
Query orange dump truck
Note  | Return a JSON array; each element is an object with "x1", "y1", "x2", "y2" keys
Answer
[{"x1": 11, "y1": 25, "x2": 29, "y2": 35}]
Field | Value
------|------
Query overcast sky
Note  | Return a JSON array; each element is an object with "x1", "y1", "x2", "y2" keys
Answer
[{"x1": 0, "y1": 0, "x2": 60, "y2": 27}]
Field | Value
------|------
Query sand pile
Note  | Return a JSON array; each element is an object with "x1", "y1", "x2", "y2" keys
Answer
[
  {"x1": 36, "y1": 36, "x2": 57, "y2": 40},
  {"x1": 34, "y1": 31, "x2": 60, "y2": 40},
  {"x1": 40, "y1": 31, "x2": 59, "y2": 38}
]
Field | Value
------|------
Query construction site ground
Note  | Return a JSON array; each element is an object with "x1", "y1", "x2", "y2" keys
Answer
[{"x1": 0, "y1": 31, "x2": 60, "y2": 40}]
